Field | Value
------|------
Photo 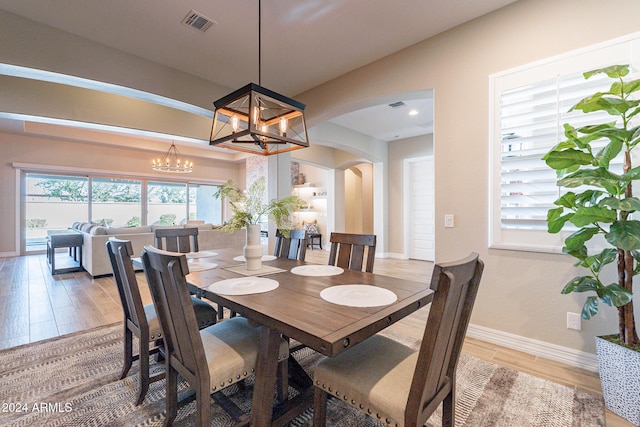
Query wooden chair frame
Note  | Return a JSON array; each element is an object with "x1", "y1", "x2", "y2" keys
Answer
[
  {"x1": 313, "y1": 253, "x2": 484, "y2": 427},
  {"x1": 328, "y1": 232, "x2": 376, "y2": 272},
  {"x1": 154, "y1": 227, "x2": 199, "y2": 253},
  {"x1": 274, "y1": 229, "x2": 307, "y2": 261},
  {"x1": 106, "y1": 238, "x2": 164, "y2": 406}
]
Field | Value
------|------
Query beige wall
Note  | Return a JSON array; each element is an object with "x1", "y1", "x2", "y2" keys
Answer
[{"x1": 298, "y1": 0, "x2": 640, "y2": 354}]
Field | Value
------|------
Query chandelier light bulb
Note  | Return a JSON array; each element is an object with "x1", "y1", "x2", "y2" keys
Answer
[{"x1": 231, "y1": 115, "x2": 239, "y2": 132}]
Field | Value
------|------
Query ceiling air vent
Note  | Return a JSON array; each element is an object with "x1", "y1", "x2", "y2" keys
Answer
[
  {"x1": 182, "y1": 10, "x2": 216, "y2": 32},
  {"x1": 388, "y1": 101, "x2": 407, "y2": 109}
]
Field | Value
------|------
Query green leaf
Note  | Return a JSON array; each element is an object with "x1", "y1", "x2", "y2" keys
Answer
[
  {"x1": 558, "y1": 168, "x2": 622, "y2": 194},
  {"x1": 564, "y1": 227, "x2": 600, "y2": 251},
  {"x1": 554, "y1": 192, "x2": 576, "y2": 208},
  {"x1": 569, "y1": 206, "x2": 616, "y2": 227},
  {"x1": 546, "y1": 208, "x2": 572, "y2": 233},
  {"x1": 575, "y1": 190, "x2": 605, "y2": 206},
  {"x1": 605, "y1": 220, "x2": 640, "y2": 250},
  {"x1": 600, "y1": 283, "x2": 633, "y2": 307},
  {"x1": 543, "y1": 149, "x2": 594, "y2": 170},
  {"x1": 600, "y1": 196, "x2": 640, "y2": 212},
  {"x1": 576, "y1": 248, "x2": 617, "y2": 272},
  {"x1": 562, "y1": 276, "x2": 600, "y2": 294},
  {"x1": 581, "y1": 296, "x2": 599, "y2": 320},
  {"x1": 595, "y1": 139, "x2": 623, "y2": 168},
  {"x1": 562, "y1": 245, "x2": 588, "y2": 260},
  {"x1": 622, "y1": 166, "x2": 640, "y2": 183},
  {"x1": 583, "y1": 64, "x2": 629, "y2": 80}
]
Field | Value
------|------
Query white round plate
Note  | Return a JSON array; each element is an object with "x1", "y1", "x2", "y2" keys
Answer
[
  {"x1": 208, "y1": 277, "x2": 279, "y2": 295},
  {"x1": 320, "y1": 285, "x2": 397, "y2": 307},
  {"x1": 290, "y1": 265, "x2": 344, "y2": 277},
  {"x1": 186, "y1": 251, "x2": 218, "y2": 259},
  {"x1": 186, "y1": 261, "x2": 218, "y2": 272},
  {"x1": 233, "y1": 255, "x2": 277, "y2": 262}
]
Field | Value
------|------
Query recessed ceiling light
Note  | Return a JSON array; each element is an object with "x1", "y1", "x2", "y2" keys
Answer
[{"x1": 409, "y1": 110, "x2": 419, "y2": 116}]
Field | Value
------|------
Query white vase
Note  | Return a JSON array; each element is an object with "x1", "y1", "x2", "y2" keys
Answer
[
  {"x1": 244, "y1": 224, "x2": 263, "y2": 271},
  {"x1": 595, "y1": 335, "x2": 640, "y2": 425}
]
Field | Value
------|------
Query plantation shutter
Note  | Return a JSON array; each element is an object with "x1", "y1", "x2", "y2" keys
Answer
[{"x1": 489, "y1": 34, "x2": 638, "y2": 252}]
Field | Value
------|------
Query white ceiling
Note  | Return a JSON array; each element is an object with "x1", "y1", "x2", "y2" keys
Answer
[{"x1": 0, "y1": 0, "x2": 516, "y2": 143}]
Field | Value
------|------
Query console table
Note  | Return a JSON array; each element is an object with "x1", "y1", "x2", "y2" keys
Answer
[{"x1": 46, "y1": 230, "x2": 83, "y2": 275}]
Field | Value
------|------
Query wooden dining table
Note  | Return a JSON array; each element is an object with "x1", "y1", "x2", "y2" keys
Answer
[{"x1": 171, "y1": 247, "x2": 434, "y2": 427}]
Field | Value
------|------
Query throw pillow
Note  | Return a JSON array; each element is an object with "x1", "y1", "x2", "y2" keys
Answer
[{"x1": 304, "y1": 223, "x2": 319, "y2": 235}]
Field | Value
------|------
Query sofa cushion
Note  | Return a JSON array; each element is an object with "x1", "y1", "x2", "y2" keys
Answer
[
  {"x1": 106, "y1": 226, "x2": 151, "y2": 235},
  {"x1": 150, "y1": 225, "x2": 184, "y2": 232},
  {"x1": 90, "y1": 226, "x2": 108, "y2": 235}
]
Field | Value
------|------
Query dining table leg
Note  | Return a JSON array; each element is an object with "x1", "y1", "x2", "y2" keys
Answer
[{"x1": 250, "y1": 326, "x2": 281, "y2": 427}]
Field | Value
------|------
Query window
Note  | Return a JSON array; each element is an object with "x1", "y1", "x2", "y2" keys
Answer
[
  {"x1": 91, "y1": 177, "x2": 142, "y2": 227},
  {"x1": 25, "y1": 173, "x2": 89, "y2": 251},
  {"x1": 21, "y1": 170, "x2": 222, "y2": 253},
  {"x1": 147, "y1": 181, "x2": 188, "y2": 226},
  {"x1": 189, "y1": 183, "x2": 222, "y2": 225},
  {"x1": 489, "y1": 33, "x2": 640, "y2": 252}
]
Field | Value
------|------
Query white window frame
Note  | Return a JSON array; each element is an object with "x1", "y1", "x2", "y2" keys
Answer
[{"x1": 489, "y1": 32, "x2": 640, "y2": 253}]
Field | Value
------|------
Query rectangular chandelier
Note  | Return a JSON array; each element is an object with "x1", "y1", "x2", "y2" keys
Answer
[{"x1": 209, "y1": 83, "x2": 309, "y2": 156}]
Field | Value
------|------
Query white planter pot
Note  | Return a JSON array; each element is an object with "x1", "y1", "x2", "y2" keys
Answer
[
  {"x1": 595, "y1": 335, "x2": 640, "y2": 425},
  {"x1": 244, "y1": 224, "x2": 263, "y2": 271}
]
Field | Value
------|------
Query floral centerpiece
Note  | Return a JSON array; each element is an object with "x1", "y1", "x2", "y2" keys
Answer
[{"x1": 214, "y1": 176, "x2": 303, "y2": 269}]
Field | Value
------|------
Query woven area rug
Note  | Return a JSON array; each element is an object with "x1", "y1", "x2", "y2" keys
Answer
[{"x1": 0, "y1": 323, "x2": 605, "y2": 426}]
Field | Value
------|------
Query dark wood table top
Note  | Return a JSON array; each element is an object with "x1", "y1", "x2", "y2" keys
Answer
[{"x1": 185, "y1": 249, "x2": 433, "y2": 357}]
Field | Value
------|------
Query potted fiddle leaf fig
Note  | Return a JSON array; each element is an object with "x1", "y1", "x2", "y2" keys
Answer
[
  {"x1": 542, "y1": 64, "x2": 639, "y2": 424},
  {"x1": 214, "y1": 176, "x2": 303, "y2": 270}
]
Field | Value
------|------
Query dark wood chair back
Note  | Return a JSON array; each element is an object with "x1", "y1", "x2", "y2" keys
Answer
[
  {"x1": 408, "y1": 252, "x2": 484, "y2": 426},
  {"x1": 273, "y1": 229, "x2": 307, "y2": 261},
  {"x1": 140, "y1": 245, "x2": 206, "y2": 387},
  {"x1": 154, "y1": 227, "x2": 199, "y2": 253},
  {"x1": 106, "y1": 238, "x2": 147, "y2": 339},
  {"x1": 328, "y1": 232, "x2": 376, "y2": 272},
  {"x1": 107, "y1": 237, "x2": 164, "y2": 405}
]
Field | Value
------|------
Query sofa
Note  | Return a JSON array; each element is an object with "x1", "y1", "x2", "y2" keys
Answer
[{"x1": 71, "y1": 222, "x2": 245, "y2": 277}]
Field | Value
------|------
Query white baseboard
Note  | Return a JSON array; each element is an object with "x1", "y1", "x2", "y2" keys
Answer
[
  {"x1": 0, "y1": 251, "x2": 18, "y2": 258},
  {"x1": 467, "y1": 323, "x2": 599, "y2": 372}
]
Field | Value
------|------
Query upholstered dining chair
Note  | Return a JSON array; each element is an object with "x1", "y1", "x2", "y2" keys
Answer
[
  {"x1": 155, "y1": 226, "x2": 230, "y2": 319},
  {"x1": 312, "y1": 253, "x2": 484, "y2": 427},
  {"x1": 154, "y1": 226, "x2": 199, "y2": 253},
  {"x1": 274, "y1": 229, "x2": 307, "y2": 261},
  {"x1": 106, "y1": 238, "x2": 217, "y2": 406},
  {"x1": 328, "y1": 232, "x2": 377, "y2": 273},
  {"x1": 140, "y1": 245, "x2": 290, "y2": 426}
]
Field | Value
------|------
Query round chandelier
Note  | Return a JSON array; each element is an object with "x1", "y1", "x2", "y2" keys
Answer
[{"x1": 152, "y1": 142, "x2": 193, "y2": 173}]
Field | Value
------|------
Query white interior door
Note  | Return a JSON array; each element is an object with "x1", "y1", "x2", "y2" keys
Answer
[{"x1": 406, "y1": 157, "x2": 434, "y2": 261}]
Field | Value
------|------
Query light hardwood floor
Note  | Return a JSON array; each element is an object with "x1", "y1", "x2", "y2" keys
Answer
[{"x1": 0, "y1": 250, "x2": 631, "y2": 426}]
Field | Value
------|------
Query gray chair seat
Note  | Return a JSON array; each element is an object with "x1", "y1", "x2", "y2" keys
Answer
[
  {"x1": 314, "y1": 334, "x2": 416, "y2": 425},
  {"x1": 143, "y1": 296, "x2": 217, "y2": 340},
  {"x1": 202, "y1": 317, "x2": 289, "y2": 393}
]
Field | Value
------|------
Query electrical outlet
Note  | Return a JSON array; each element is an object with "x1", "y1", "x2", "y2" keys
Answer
[
  {"x1": 567, "y1": 312, "x2": 582, "y2": 331},
  {"x1": 444, "y1": 214, "x2": 454, "y2": 228}
]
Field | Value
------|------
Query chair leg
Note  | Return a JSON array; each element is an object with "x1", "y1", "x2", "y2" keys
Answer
[
  {"x1": 276, "y1": 359, "x2": 289, "y2": 403},
  {"x1": 164, "y1": 365, "x2": 178, "y2": 426},
  {"x1": 442, "y1": 388, "x2": 455, "y2": 427},
  {"x1": 120, "y1": 326, "x2": 133, "y2": 380},
  {"x1": 312, "y1": 387, "x2": 328, "y2": 427},
  {"x1": 196, "y1": 383, "x2": 211, "y2": 427},
  {"x1": 136, "y1": 337, "x2": 150, "y2": 406}
]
